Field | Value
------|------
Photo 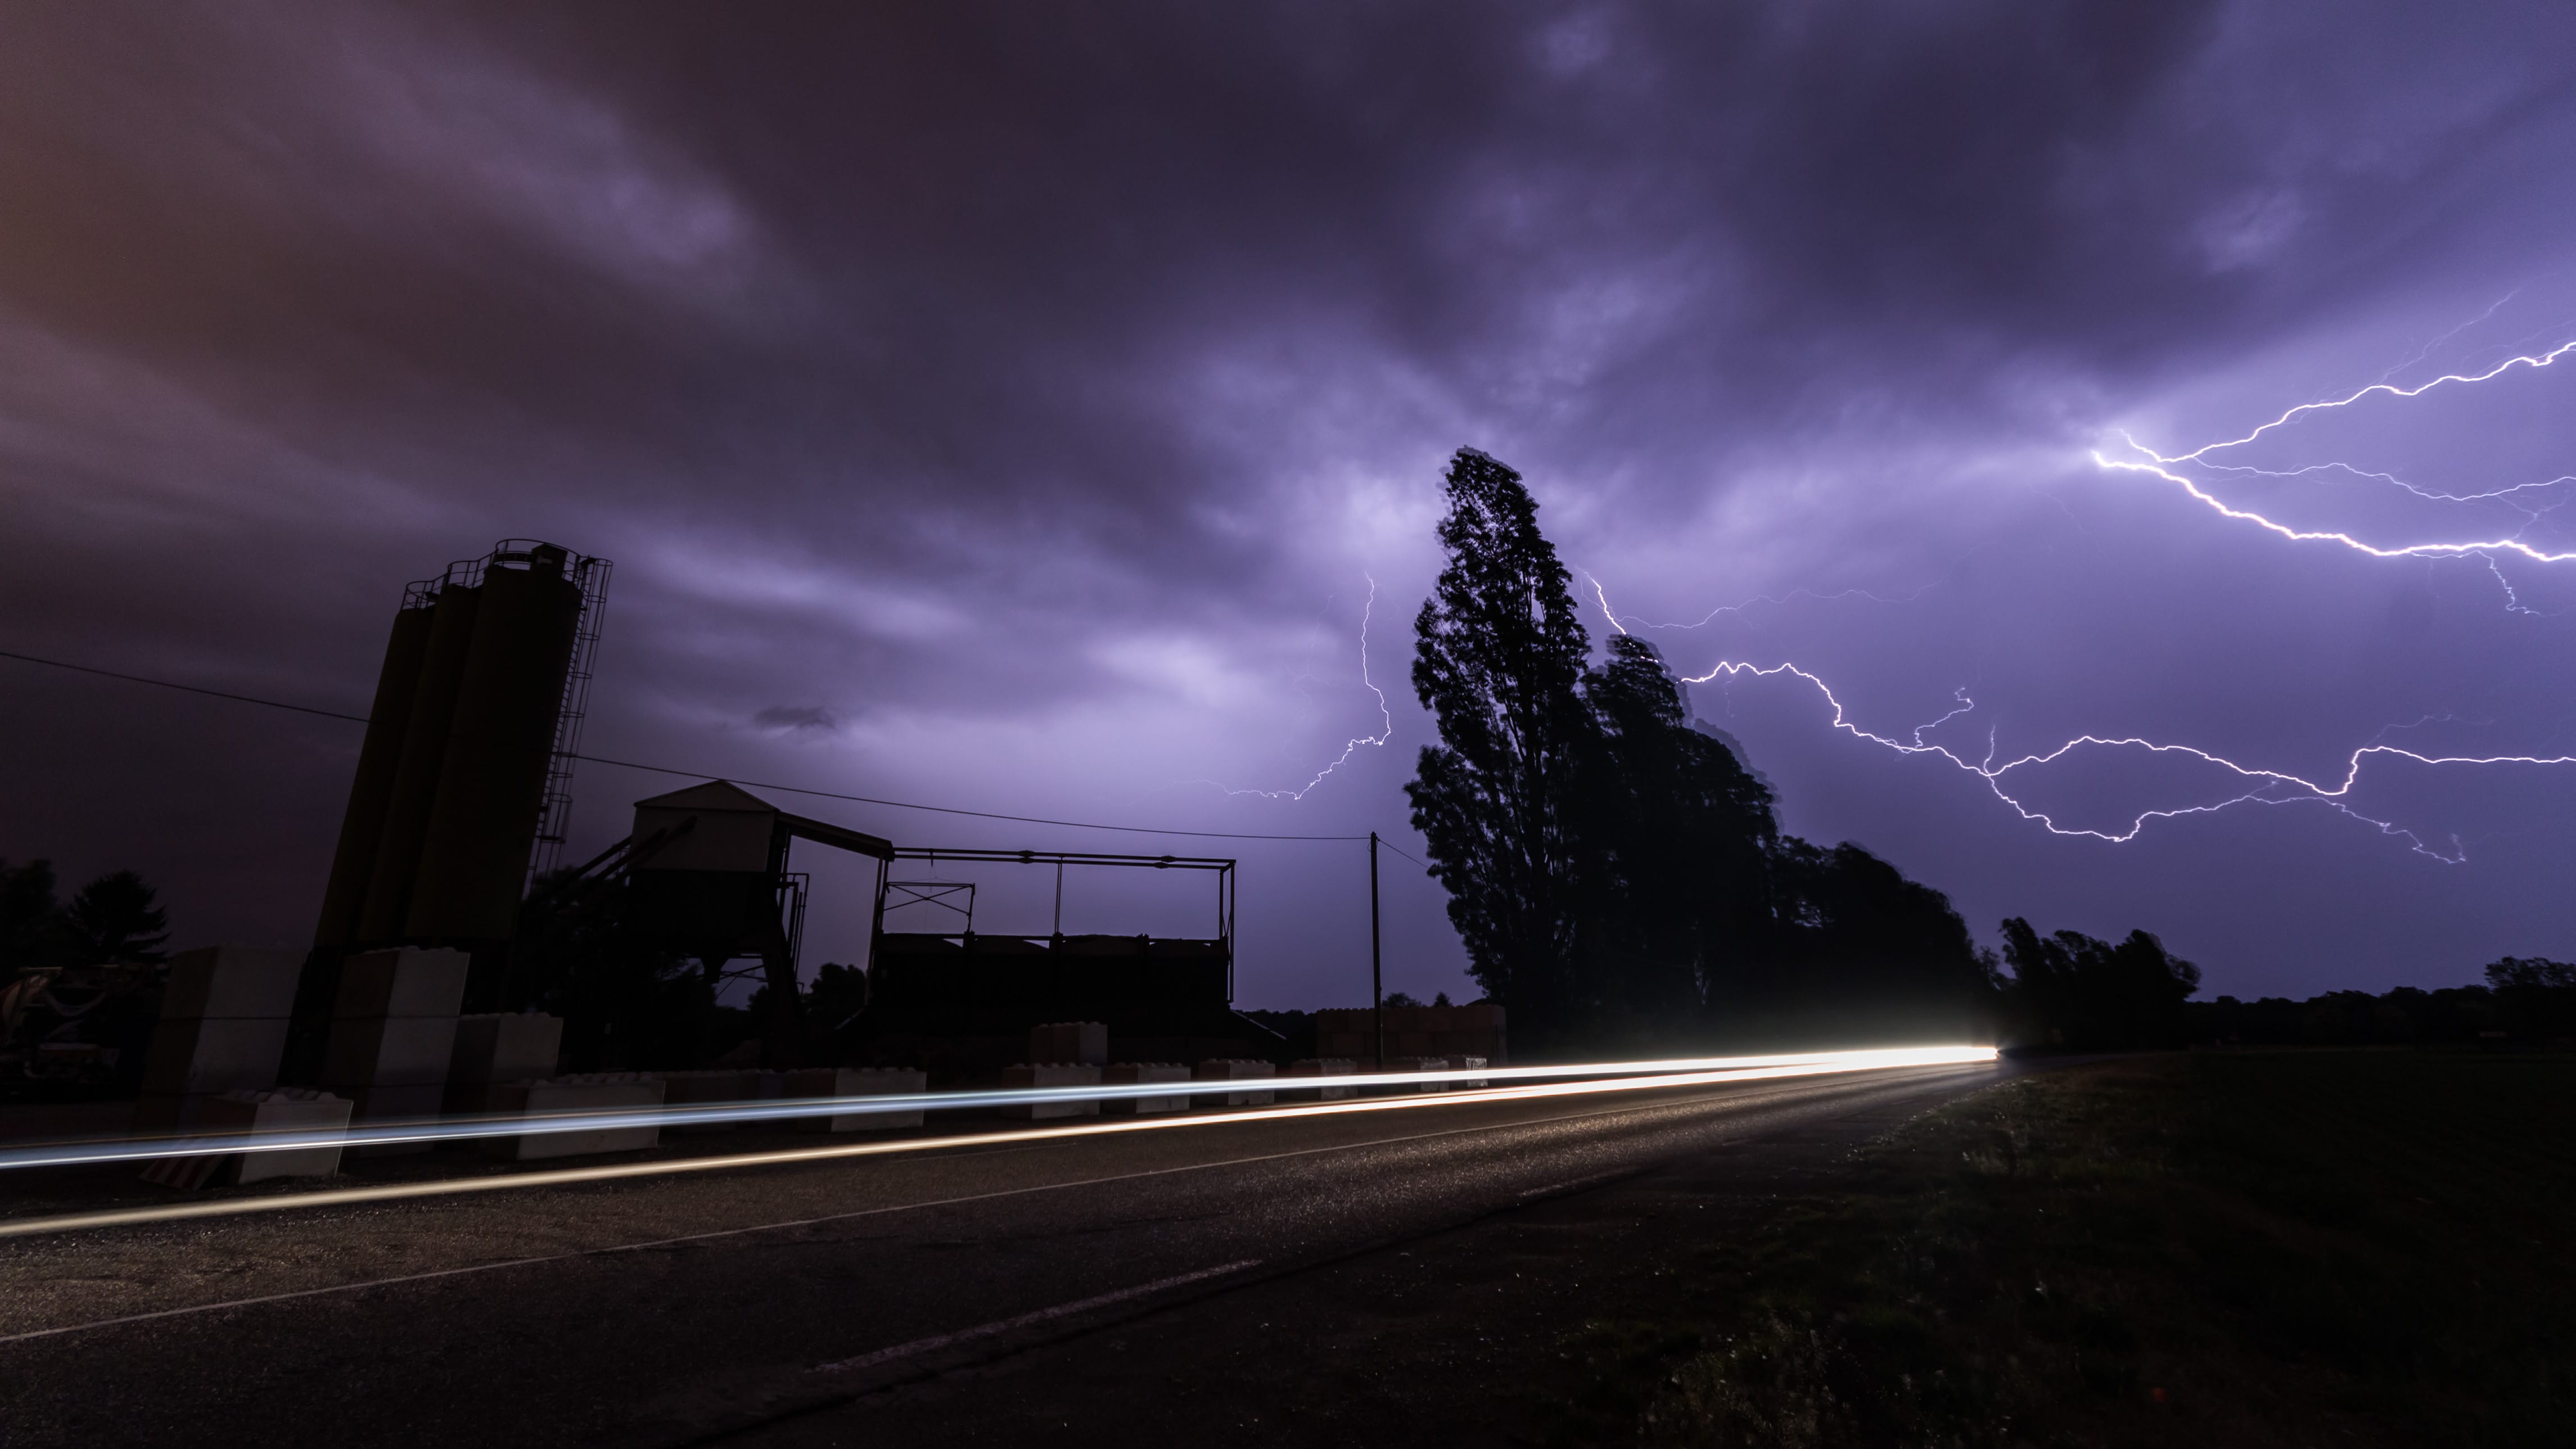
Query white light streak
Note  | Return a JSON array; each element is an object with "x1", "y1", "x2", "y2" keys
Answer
[{"x1": 0, "y1": 1048, "x2": 1995, "y2": 1237}]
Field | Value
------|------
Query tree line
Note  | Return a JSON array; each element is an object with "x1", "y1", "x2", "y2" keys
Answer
[
  {"x1": 2193, "y1": 957, "x2": 2576, "y2": 1048},
  {"x1": 1405, "y1": 448, "x2": 2202, "y2": 1054},
  {"x1": 0, "y1": 860, "x2": 169, "y2": 973}
]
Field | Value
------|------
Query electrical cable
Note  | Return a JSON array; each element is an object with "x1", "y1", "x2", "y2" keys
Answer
[
  {"x1": 0, "y1": 647, "x2": 371, "y2": 724},
  {"x1": 1375, "y1": 837, "x2": 1431, "y2": 870},
  {"x1": 1, "y1": 645, "x2": 1383, "y2": 844}
]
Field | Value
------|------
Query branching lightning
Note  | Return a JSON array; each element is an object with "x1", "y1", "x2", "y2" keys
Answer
[
  {"x1": 1667, "y1": 651, "x2": 2576, "y2": 861},
  {"x1": 1583, "y1": 569, "x2": 1929, "y2": 634},
  {"x1": 1598, "y1": 322, "x2": 2576, "y2": 861},
  {"x1": 2098, "y1": 334, "x2": 2576, "y2": 563},
  {"x1": 1194, "y1": 575, "x2": 1393, "y2": 801}
]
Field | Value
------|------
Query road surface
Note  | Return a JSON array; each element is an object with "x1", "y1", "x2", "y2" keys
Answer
[{"x1": 0, "y1": 1060, "x2": 2013, "y2": 1446}]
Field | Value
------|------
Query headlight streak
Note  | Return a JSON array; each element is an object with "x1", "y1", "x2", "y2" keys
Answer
[
  {"x1": 0, "y1": 1047, "x2": 1994, "y2": 1189},
  {"x1": 1592, "y1": 324, "x2": 2576, "y2": 861},
  {"x1": 0, "y1": 1049, "x2": 1993, "y2": 1239}
]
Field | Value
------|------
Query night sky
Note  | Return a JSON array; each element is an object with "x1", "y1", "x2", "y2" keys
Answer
[{"x1": 8, "y1": 2, "x2": 2576, "y2": 1009}]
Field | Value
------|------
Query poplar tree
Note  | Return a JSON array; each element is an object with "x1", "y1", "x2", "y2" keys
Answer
[
  {"x1": 1407, "y1": 449, "x2": 1593, "y2": 1024},
  {"x1": 1573, "y1": 636, "x2": 1779, "y2": 1023}
]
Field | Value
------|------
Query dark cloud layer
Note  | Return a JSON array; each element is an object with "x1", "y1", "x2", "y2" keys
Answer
[{"x1": 7, "y1": 1, "x2": 2576, "y2": 1004}]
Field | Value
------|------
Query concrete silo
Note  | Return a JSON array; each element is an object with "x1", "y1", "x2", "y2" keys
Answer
[
  {"x1": 310, "y1": 591, "x2": 436, "y2": 950},
  {"x1": 314, "y1": 540, "x2": 611, "y2": 953}
]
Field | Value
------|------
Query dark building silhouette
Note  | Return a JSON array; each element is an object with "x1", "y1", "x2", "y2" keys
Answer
[{"x1": 314, "y1": 540, "x2": 609, "y2": 951}]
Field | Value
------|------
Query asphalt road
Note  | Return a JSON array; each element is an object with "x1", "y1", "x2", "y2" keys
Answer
[{"x1": 0, "y1": 1061, "x2": 2013, "y2": 1446}]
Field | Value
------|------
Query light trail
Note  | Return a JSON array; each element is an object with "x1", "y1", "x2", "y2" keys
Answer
[
  {"x1": 0, "y1": 1046, "x2": 1992, "y2": 1173},
  {"x1": 0, "y1": 1048, "x2": 1994, "y2": 1238}
]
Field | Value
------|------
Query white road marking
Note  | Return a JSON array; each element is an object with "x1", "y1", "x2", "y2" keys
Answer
[
  {"x1": 1518, "y1": 1169, "x2": 1628, "y2": 1198},
  {"x1": 810, "y1": 1260, "x2": 1262, "y2": 1374}
]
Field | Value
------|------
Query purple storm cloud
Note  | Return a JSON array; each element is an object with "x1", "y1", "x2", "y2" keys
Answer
[{"x1": 6, "y1": 2, "x2": 2576, "y2": 1004}]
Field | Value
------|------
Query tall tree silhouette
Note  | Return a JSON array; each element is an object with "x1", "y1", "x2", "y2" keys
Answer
[
  {"x1": 1408, "y1": 448, "x2": 1593, "y2": 1024},
  {"x1": 2000, "y1": 918, "x2": 2199, "y2": 1048},
  {"x1": 1764, "y1": 842, "x2": 1992, "y2": 1032},
  {"x1": 1572, "y1": 635, "x2": 1779, "y2": 1025}
]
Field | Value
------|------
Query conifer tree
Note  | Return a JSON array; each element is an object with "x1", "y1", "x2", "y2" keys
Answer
[{"x1": 1407, "y1": 449, "x2": 1593, "y2": 1023}]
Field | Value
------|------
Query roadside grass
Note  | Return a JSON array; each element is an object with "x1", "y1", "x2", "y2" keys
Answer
[{"x1": 1555, "y1": 1051, "x2": 2576, "y2": 1447}]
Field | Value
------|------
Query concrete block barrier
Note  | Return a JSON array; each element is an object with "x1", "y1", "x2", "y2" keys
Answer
[
  {"x1": 1193, "y1": 1058, "x2": 1276, "y2": 1107},
  {"x1": 1445, "y1": 1054, "x2": 1490, "y2": 1089},
  {"x1": 324, "y1": 947, "x2": 470, "y2": 1154},
  {"x1": 1286, "y1": 1058, "x2": 1359, "y2": 1100},
  {"x1": 483, "y1": 1073, "x2": 667, "y2": 1160},
  {"x1": 1377, "y1": 1056, "x2": 1452, "y2": 1091},
  {"x1": 132, "y1": 946, "x2": 305, "y2": 1135},
  {"x1": 1100, "y1": 1062, "x2": 1192, "y2": 1114},
  {"x1": 783, "y1": 1067, "x2": 928, "y2": 1131},
  {"x1": 1001, "y1": 1063, "x2": 1102, "y2": 1119},
  {"x1": 138, "y1": 1087, "x2": 351, "y2": 1190},
  {"x1": 203, "y1": 1089, "x2": 353, "y2": 1184}
]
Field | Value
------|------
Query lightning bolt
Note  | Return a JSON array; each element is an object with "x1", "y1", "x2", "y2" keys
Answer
[
  {"x1": 2149, "y1": 336, "x2": 2576, "y2": 463},
  {"x1": 2091, "y1": 448, "x2": 2576, "y2": 565},
  {"x1": 2097, "y1": 332, "x2": 2576, "y2": 564},
  {"x1": 1582, "y1": 569, "x2": 1930, "y2": 634},
  {"x1": 1592, "y1": 301, "x2": 2576, "y2": 865},
  {"x1": 1667, "y1": 649, "x2": 2576, "y2": 863},
  {"x1": 1189, "y1": 575, "x2": 1393, "y2": 802}
]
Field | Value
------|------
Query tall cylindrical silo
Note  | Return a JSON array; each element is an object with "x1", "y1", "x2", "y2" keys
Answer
[
  {"x1": 312, "y1": 598, "x2": 436, "y2": 949},
  {"x1": 404, "y1": 549, "x2": 583, "y2": 941},
  {"x1": 355, "y1": 578, "x2": 484, "y2": 942}
]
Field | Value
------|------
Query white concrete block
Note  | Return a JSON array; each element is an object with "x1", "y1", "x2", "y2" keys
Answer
[
  {"x1": 1378, "y1": 1055, "x2": 1452, "y2": 1091},
  {"x1": 1001, "y1": 1063, "x2": 1102, "y2": 1118},
  {"x1": 484, "y1": 1074, "x2": 666, "y2": 1159},
  {"x1": 199, "y1": 1089, "x2": 351, "y2": 1184},
  {"x1": 1287, "y1": 1058, "x2": 1359, "y2": 1100},
  {"x1": 783, "y1": 1067, "x2": 927, "y2": 1131},
  {"x1": 1193, "y1": 1058, "x2": 1276, "y2": 1107},
  {"x1": 1100, "y1": 1062, "x2": 1192, "y2": 1114},
  {"x1": 1445, "y1": 1054, "x2": 1490, "y2": 1089}
]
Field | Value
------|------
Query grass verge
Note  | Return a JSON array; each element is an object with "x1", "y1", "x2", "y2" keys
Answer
[{"x1": 1558, "y1": 1051, "x2": 2576, "y2": 1447}]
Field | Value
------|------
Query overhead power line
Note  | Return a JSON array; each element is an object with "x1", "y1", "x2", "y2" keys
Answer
[
  {"x1": 1, "y1": 647, "x2": 372, "y2": 724},
  {"x1": 1, "y1": 645, "x2": 1383, "y2": 844}
]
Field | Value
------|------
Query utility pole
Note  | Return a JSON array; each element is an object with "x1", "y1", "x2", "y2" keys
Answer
[{"x1": 1369, "y1": 830, "x2": 1383, "y2": 1068}]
